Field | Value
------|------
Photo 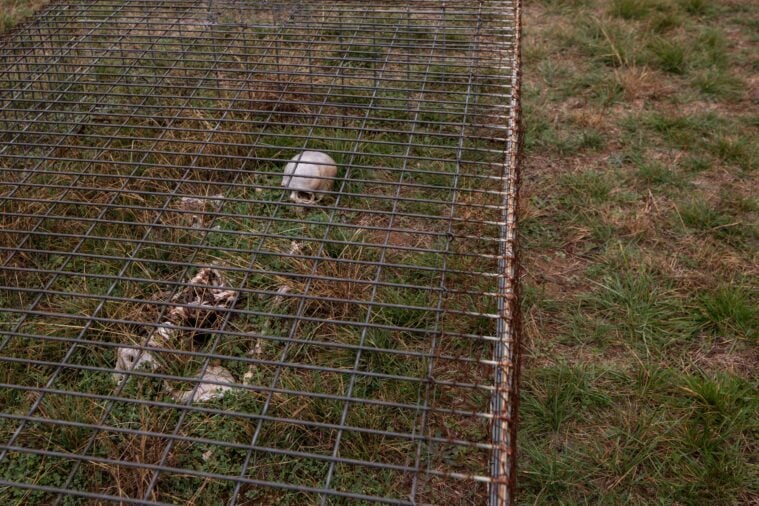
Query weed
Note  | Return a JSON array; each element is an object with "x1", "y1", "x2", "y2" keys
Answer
[
  {"x1": 571, "y1": 18, "x2": 641, "y2": 67},
  {"x1": 682, "y1": 155, "x2": 711, "y2": 172},
  {"x1": 636, "y1": 160, "x2": 683, "y2": 187},
  {"x1": 521, "y1": 363, "x2": 611, "y2": 433},
  {"x1": 709, "y1": 135, "x2": 757, "y2": 171},
  {"x1": 678, "y1": 0, "x2": 710, "y2": 16},
  {"x1": 649, "y1": 11, "x2": 682, "y2": 33},
  {"x1": 560, "y1": 169, "x2": 614, "y2": 205}
]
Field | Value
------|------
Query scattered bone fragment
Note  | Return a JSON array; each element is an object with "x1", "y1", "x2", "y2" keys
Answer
[
  {"x1": 246, "y1": 338, "x2": 263, "y2": 357},
  {"x1": 289, "y1": 240, "x2": 302, "y2": 256},
  {"x1": 243, "y1": 338, "x2": 262, "y2": 384},
  {"x1": 170, "y1": 365, "x2": 236, "y2": 403},
  {"x1": 154, "y1": 322, "x2": 178, "y2": 345},
  {"x1": 168, "y1": 194, "x2": 224, "y2": 228},
  {"x1": 113, "y1": 268, "x2": 239, "y2": 384},
  {"x1": 113, "y1": 347, "x2": 158, "y2": 386},
  {"x1": 272, "y1": 285, "x2": 291, "y2": 307},
  {"x1": 281, "y1": 151, "x2": 337, "y2": 204},
  {"x1": 113, "y1": 325, "x2": 176, "y2": 385},
  {"x1": 165, "y1": 268, "x2": 239, "y2": 328},
  {"x1": 243, "y1": 367, "x2": 255, "y2": 385}
]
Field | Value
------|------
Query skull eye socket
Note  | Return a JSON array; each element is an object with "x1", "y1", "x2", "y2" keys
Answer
[{"x1": 296, "y1": 191, "x2": 313, "y2": 201}]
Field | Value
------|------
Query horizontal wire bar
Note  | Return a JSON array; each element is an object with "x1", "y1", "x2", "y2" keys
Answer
[
  {"x1": 0, "y1": 306, "x2": 501, "y2": 342},
  {"x1": 0, "y1": 362, "x2": 494, "y2": 419},
  {"x1": 0, "y1": 414, "x2": 436, "y2": 476},
  {"x1": 0, "y1": 332, "x2": 495, "y2": 391},
  {"x1": 0, "y1": 259, "x2": 501, "y2": 299},
  {"x1": 0, "y1": 242, "x2": 504, "y2": 281},
  {"x1": 1, "y1": 278, "x2": 501, "y2": 320},
  {"x1": 0, "y1": 447, "x2": 417, "y2": 505},
  {"x1": 1, "y1": 194, "x2": 506, "y2": 233},
  {"x1": 0, "y1": 389, "x2": 493, "y2": 450},
  {"x1": 1, "y1": 103, "x2": 512, "y2": 137},
  {"x1": 0, "y1": 247, "x2": 506, "y2": 294},
  {"x1": 0, "y1": 479, "x2": 175, "y2": 506},
  {"x1": 0, "y1": 327, "x2": 499, "y2": 374},
  {"x1": 0, "y1": 442, "x2": 493, "y2": 487}
]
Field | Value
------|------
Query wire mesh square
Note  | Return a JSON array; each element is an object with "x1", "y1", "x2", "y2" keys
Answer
[{"x1": 0, "y1": 1, "x2": 522, "y2": 504}]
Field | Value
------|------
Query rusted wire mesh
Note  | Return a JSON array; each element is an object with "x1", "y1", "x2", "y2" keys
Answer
[{"x1": 0, "y1": 1, "x2": 522, "y2": 504}]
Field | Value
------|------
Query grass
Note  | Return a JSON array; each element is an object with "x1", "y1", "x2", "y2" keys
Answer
[
  {"x1": 1, "y1": 0, "x2": 757, "y2": 503},
  {"x1": 519, "y1": 0, "x2": 758, "y2": 503},
  {"x1": 0, "y1": 0, "x2": 47, "y2": 32}
]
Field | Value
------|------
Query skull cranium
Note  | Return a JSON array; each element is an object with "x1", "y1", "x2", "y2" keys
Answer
[{"x1": 281, "y1": 151, "x2": 338, "y2": 204}]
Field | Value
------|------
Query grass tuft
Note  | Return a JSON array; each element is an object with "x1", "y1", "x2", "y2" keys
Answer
[
  {"x1": 678, "y1": 0, "x2": 710, "y2": 16},
  {"x1": 648, "y1": 37, "x2": 687, "y2": 74},
  {"x1": 696, "y1": 286, "x2": 758, "y2": 339},
  {"x1": 692, "y1": 70, "x2": 745, "y2": 100},
  {"x1": 609, "y1": 0, "x2": 655, "y2": 20}
]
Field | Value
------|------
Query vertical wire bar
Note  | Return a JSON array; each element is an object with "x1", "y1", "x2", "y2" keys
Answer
[
  {"x1": 491, "y1": 1, "x2": 522, "y2": 502},
  {"x1": 411, "y1": 2, "x2": 486, "y2": 500}
]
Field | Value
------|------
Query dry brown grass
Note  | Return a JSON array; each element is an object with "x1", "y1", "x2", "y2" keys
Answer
[{"x1": 274, "y1": 241, "x2": 376, "y2": 325}]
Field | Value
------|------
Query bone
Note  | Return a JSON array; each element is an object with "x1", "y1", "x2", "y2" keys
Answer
[
  {"x1": 281, "y1": 151, "x2": 338, "y2": 205},
  {"x1": 289, "y1": 240, "x2": 303, "y2": 255},
  {"x1": 113, "y1": 347, "x2": 158, "y2": 386},
  {"x1": 171, "y1": 194, "x2": 224, "y2": 228},
  {"x1": 169, "y1": 365, "x2": 237, "y2": 403},
  {"x1": 165, "y1": 268, "x2": 239, "y2": 327},
  {"x1": 272, "y1": 285, "x2": 291, "y2": 307},
  {"x1": 113, "y1": 268, "x2": 239, "y2": 385}
]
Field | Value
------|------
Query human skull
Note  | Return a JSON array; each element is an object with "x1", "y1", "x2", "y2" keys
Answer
[{"x1": 281, "y1": 151, "x2": 338, "y2": 204}]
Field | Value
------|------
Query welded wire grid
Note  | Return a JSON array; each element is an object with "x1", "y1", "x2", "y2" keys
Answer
[{"x1": 0, "y1": 1, "x2": 521, "y2": 504}]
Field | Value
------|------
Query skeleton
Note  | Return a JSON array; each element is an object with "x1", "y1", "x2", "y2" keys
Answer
[
  {"x1": 113, "y1": 268, "x2": 239, "y2": 385},
  {"x1": 281, "y1": 151, "x2": 337, "y2": 204}
]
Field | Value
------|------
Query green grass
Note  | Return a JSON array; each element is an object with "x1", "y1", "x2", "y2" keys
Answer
[
  {"x1": 648, "y1": 37, "x2": 687, "y2": 73},
  {"x1": 697, "y1": 285, "x2": 759, "y2": 339},
  {"x1": 520, "y1": 0, "x2": 758, "y2": 503}
]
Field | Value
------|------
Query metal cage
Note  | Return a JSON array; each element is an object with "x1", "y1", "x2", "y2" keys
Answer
[{"x1": 0, "y1": 1, "x2": 522, "y2": 503}]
